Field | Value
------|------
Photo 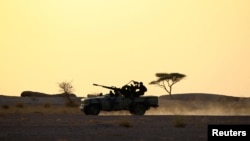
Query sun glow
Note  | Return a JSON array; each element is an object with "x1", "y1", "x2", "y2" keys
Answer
[{"x1": 0, "y1": 0, "x2": 250, "y2": 97}]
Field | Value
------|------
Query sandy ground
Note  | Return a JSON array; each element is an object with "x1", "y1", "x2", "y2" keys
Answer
[
  {"x1": 1, "y1": 114, "x2": 250, "y2": 141},
  {"x1": 1, "y1": 94, "x2": 250, "y2": 141}
]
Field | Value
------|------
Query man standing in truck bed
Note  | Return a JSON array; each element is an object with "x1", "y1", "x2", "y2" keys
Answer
[
  {"x1": 121, "y1": 81, "x2": 147, "y2": 97},
  {"x1": 134, "y1": 81, "x2": 147, "y2": 97}
]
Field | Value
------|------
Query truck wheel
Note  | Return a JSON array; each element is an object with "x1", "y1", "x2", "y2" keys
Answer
[
  {"x1": 84, "y1": 105, "x2": 100, "y2": 115},
  {"x1": 130, "y1": 103, "x2": 146, "y2": 115}
]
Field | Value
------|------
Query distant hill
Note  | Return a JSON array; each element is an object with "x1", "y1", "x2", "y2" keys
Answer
[
  {"x1": 0, "y1": 92, "x2": 80, "y2": 105},
  {"x1": 150, "y1": 93, "x2": 250, "y2": 115},
  {"x1": 20, "y1": 91, "x2": 76, "y2": 97},
  {"x1": 159, "y1": 93, "x2": 249, "y2": 101}
]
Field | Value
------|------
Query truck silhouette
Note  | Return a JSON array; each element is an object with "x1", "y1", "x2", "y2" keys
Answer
[{"x1": 80, "y1": 80, "x2": 159, "y2": 115}]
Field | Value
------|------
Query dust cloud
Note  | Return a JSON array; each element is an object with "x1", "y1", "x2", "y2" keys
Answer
[
  {"x1": 146, "y1": 99, "x2": 250, "y2": 115},
  {"x1": 99, "y1": 99, "x2": 250, "y2": 116}
]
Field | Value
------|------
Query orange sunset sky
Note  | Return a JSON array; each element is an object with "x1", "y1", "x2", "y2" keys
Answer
[{"x1": 0, "y1": 0, "x2": 250, "y2": 97}]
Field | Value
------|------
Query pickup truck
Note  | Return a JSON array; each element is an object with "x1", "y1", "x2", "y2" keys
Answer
[
  {"x1": 80, "y1": 81, "x2": 159, "y2": 115},
  {"x1": 80, "y1": 94, "x2": 158, "y2": 115}
]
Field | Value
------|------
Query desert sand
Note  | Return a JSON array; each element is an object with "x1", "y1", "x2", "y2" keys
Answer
[
  {"x1": 1, "y1": 114, "x2": 250, "y2": 141},
  {"x1": 0, "y1": 93, "x2": 250, "y2": 141}
]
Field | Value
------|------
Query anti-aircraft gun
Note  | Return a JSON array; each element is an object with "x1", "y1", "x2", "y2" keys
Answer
[
  {"x1": 93, "y1": 80, "x2": 147, "y2": 97},
  {"x1": 92, "y1": 83, "x2": 123, "y2": 97},
  {"x1": 80, "y1": 80, "x2": 159, "y2": 115}
]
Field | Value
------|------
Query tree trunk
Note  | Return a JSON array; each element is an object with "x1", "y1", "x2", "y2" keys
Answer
[
  {"x1": 65, "y1": 92, "x2": 75, "y2": 106},
  {"x1": 169, "y1": 86, "x2": 172, "y2": 99}
]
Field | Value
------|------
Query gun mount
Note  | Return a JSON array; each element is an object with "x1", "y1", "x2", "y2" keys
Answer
[{"x1": 93, "y1": 80, "x2": 147, "y2": 97}]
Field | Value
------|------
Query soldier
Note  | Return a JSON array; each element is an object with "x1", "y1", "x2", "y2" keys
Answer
[
  {"x1": 135, "y1": 82, "x2": 147, "y2": 97},
  {"x1": 122, "y1": 82, "x2": 138, "y2": 97},
  {"x1": 114, "y1": 89, "x2": 122, "y2": 97},
  {"x1": 109, "y1": 91, "x2": 115, "y2": 96}
]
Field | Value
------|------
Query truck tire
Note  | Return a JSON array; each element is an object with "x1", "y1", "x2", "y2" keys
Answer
[
  {"x1": 130, "y1": 103, "x2": 146, "y2": 115},
  {"x1": 84, "y1": 104, "x2": 100, "y2": 115}
]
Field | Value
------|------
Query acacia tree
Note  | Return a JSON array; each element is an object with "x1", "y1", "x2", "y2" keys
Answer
[
  {"x1": 58, "y1": 81, "x2": 75, "y2": 106},
  {"x1": 149, "y1": 72, "x2": 186, "y2": 98}
]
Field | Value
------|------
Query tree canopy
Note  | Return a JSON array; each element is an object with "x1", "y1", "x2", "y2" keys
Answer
[{"x1": 149, "y1": 72, "x2": 186, "y2": 98}]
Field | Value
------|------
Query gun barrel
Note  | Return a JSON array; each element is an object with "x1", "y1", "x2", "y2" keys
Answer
[{"x1": 93, "y1": 83, "x2": 118, "y2": 90}]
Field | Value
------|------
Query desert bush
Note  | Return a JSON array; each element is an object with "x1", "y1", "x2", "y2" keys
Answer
[
  {"x1": 118, "y1": 119, "x2": 132, "y2": 128},
  {"x1": 44, "y1": 103, "x2": 51, "y2": 108},
  {"x1": 2, "y1": 105, "x2": 9, "y2": 109},
  {"x1": 57, "y1": 138, "x2": 68, "y2": 141},
  {"x1": 15, "y1": 102, "x2": 25, "y2": 108},
  {"x1": 173, "y1": 117, "x2": 186, "y2": 128},
  {"x1": 65, "y1": 101, "x2": 79, "y2": 108}
]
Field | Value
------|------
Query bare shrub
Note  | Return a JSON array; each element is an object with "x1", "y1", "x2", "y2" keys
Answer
[
  {"x1": 2, "y1": 105, "x2": 9, "y2": 109},
  {"x1": 65, "y1": 101, "x2": 79, "y2": 108},
  {"x1": 173, "y1": 117, "x2": 186, "y2": 128},
  {"x1": 57, "y1": 138, "x2": 68, "y2": 141},
  {"x1": 15, "y1": 102, "x2": 25, "y2": 108},
  {"x1": 118, "y1": 119, "x2": 132, "y2": 128},
  {"x1": 44, "y1": 103, "x2": 51, "y2": 108}
]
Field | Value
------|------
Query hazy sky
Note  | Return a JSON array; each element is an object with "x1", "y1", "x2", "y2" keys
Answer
[{"x1": 1, "y1": 0, "x2": 250, "y2": 97}]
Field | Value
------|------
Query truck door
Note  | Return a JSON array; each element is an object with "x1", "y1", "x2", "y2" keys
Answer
[{"x1": 108, "y1": 96, "x2": 124, "y2": 110}]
